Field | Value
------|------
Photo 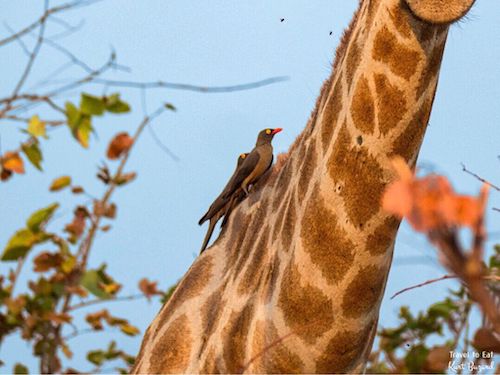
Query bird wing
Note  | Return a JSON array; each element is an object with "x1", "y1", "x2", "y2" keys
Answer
[
  {"x1": 222, "y1": 150, "x2": 260, "y2": 199},
  {"x1": 199, "y1": 153, "x2": 256, "y2": 225}
]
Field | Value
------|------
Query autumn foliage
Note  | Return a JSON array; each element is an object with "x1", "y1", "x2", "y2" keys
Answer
[
  {"x1": 382, "y1": 157, "x2": 487, "y2": 232},
  {"x1": 370, "y1": 157, "x2": 500, "y2": 373}
]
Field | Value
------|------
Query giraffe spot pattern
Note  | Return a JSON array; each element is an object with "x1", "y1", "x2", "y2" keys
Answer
[
  {"x1": 225, "y1": 210, "x2": 252, "y2": 273},
  {"x1": 372, "y1": 25, "x2": 421, "y2": 80},
  {"x1": 233, "y1": 199, "x2": 269, "y2": 278},
  {"x1": 419, "y1": 23, "x2": 447, "y2": 45},
  {"x1": 351, "y1": 75, "x2": 376, "y2": 134},
  {"x1": 199, "y1": 348, "x2": 221, "y2": 374},
  {"x1": 154, "y1": 255, "x2": 214, "y2": 337},
  {"x1": 199, "y1": 285, "x2": 225, "y2": 355},
  {"x1": 374, "y1": 73, "x2": 407, "y2": 134},
  {"x1": 304, "y1": 78, "x2": 329, "y2": 139},
  {"x1": 251, "y1": 320, "x2": 305, "y2": 373},
  {"x1": 280, "y1": 192, "x2": 297, "y2": 251},
  {"x1": 222, "y1": 301, "x2": 255, "y2": 373},
  {"x1": 238, "y1": 226, "x2": 270, "y2": 295},
  {"x1": 149, "y1": 314, "x2": 192, "y2": 374},
  {"x1": 416, "y1": 41, "x2": 446, "y2": 99},
  {"x1": 263, "y1": 254, "x2": 280, "y2": 304},
  {"x1": 391, "y1": 98, "x2": 432, "y2": 161},
  {"x1": 320, "y1": 79, "x2": 343, "y2": 152},
  {"x1": 328, "y1": 123, "x2": 386, "y2": 226},
  {"x1": 345, "y1": 35, "x2": 361, "y2": 86},
  {"x1": 271, "y1": 192, "x2": 290, "y2": 244},
  {"x1": 341, "y1": 265, "x2": 386, "y2": 319},
  {"x1": 130, "y1": 325, "x2": 152, "y2": 373},
  {"x1": 366, "y1": 216, "x2": 400, "y2": 255},
  {"x1": 278, "y1": 260, "x2": 334, "y2": 344},
  {"x1": 272, "y1": 160, "x2": 293, "y2": 211},
  {"x1": 389, "y1": 4, "x2": 413, "y2": 39},
  {"x1": 301, "y1": 185, "x2": 355, "y2": 284},
  {"x1": 315, "y1": 323, "x2": 375, "y2": 373}
]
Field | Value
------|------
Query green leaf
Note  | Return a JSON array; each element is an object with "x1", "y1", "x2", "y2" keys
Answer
[
  {"x1": 21, "y1": 142, "x2": 43, "y2": 171},
  {"x1": 61, "y1": 255, "x2": 76, "y2": 274},
  {"x1": 75, "y1": 116, "x2": 92, "y2": 148},
  {"x1": 81, "y1": 270, "x2": 111, "y2": 299},
  {"x1": 428, "y1": 300, "x2": 456, "y2": 319},
  {"x1": 105, "y1": 94, "x2": 130, "y2": 113},
  {"x1": 13, "y1": 363, "x2": 29, "y2": 374},
  {"x1": 49, "y1": 176, "x2": 71, "y2": 192},
  {"x1": 81, "y1": 93, "x2": 105, "y2": 116},
  {"x1": 27, "y1": 115, "x2": 46, "y2": 138},
  {"x1": 65, "y1": 102, "x2": 80, "y2": 128},
  {"x1": 489, "y1": 244, "x2": 500, "y2": 269},
  {"x1": 405, "y1": 344, "x2": 429, "y2": 373},
  {"x1": 164, "y1": 103, "x2": 176, "y2": 111},
  {"x1": 26, "y1": 203, "x2": 59, "y2": 232},
  {"x1": 87, "y1": 350, "x2": 105, "y2": 366},
  {"x1": 1, "y1": 229, "x2": 36, "y2": 261},
  {"x1": 120, "y1": 323, "x2": 140, "y2": 336}
]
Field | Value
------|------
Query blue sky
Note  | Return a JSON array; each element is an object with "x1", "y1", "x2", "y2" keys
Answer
[{"x1": 0, "y1": 0, "x2": 499, "y2": 372}]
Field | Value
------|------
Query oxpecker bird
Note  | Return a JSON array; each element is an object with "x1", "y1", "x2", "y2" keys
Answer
[
  {"x1": 199, "y1": 153, "x2": 249, "y2": 253},
  {"x1": 222, "y1": 128, "x2": 282, "y2": 199}
]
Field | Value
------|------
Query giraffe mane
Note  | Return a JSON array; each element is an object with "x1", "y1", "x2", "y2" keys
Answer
[{"x1": 302, "y1": 0, "x2": 363, "y2": 140}]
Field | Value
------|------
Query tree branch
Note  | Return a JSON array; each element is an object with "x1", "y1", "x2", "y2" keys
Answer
[
  {"x1": 67, "y1": 293, "x2": 145, "y2": 311},
  {"x1": 91, "y1": 76, "x2": 289, "y2": 93},
  {"x1": 0, "y1": 0, "x2": 101, "y2": 47},
  {"x1": 391, "y1": 274, "x2": 500, "y2": 300},
  {"x1": 461, "y1": 163, "x2": 500, "y2": 192}
]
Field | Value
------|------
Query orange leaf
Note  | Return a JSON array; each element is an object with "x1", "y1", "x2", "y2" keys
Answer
[
  {"x1": 106, "y1": 132, "x2": 133, "y2": 160},
  {"x1": 86, "y1": 309, "x2": 109, "y2": 330},
  {"x1": 1, "y1": 168, "x2": 12, "y2": 181},
  {"x1": 138, "y1": 278, "x2": 161, "y2": 300},
  {"x1": 382, "y1": 180, "x2": 413, "y2": 218},
  {"x1": 64, "y1": 206, "x2": 88, "y2": 241},
  {"x1": 390, "y1": 156, "x2": 413, "y2": 182},
  {"x1": 45, "y1": 312, "x2": 72, "y2": 324},
  {"x1": 65, "y1": 285, "x2": 88, "y2": 298},
  {"x1": 33, "y1": 252, "x2": 63, "y2": 273},
  {"x1": 2, "y1": 152, "x2": 25, "y2": 174}
]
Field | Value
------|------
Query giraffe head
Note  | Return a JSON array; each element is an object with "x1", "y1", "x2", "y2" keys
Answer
[{"x1": 404, "y1": 0, "x2": 475, "y2": 24}]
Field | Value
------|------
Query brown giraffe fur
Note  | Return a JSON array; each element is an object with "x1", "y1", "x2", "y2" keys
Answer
[{"x1": 133, "y1": 0, "x2": 475, "y2": 373}]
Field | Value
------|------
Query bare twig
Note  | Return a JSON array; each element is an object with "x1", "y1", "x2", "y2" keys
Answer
[
  {"x1": 461, "y1": 163, "x2": 500, "y2": 192},
  {"x1": 91, "y1": 76, "x2": 289, "y2": 93},
  {"x1": 391, "y1": 274, "x2": 500, "y2": 300},
  {"x1": 239, "y1": 331, "x2": 296, "y2": 374},
  {"x1": 11, "y1": 0, "x2": 49, "y2": 98},
  {"x1": 2, "y1": 114, "x2": 64, "y2": 126},
  {"x1": 0, "y1": 0, "x2": 101, "y2": 47},
  {"x1": 147, "y1": 122, "x2": 180, "y2": 162},
  {"x1": 391, "y1": 274, "x2": 459, "y2": 299},
  {"x1": 67, "y1": 293, "x2": 145, "y2": 311},
  {"x1": 10, "y1": 257, "x2": 26, "y2": 294},
  {"x1": 63, "y1": 327, "x2": 95, "y2": 341},
  {"x1": 3, "y1": 23, "x2": 31, "y2": 56},
  {"x1": 239, "y1": 317, "x2": 326, "y2": 373}
]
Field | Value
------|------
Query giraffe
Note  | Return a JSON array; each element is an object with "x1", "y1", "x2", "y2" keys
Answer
[{"x1": 133, "y1": 0, "x2": 476, "y2": 373}]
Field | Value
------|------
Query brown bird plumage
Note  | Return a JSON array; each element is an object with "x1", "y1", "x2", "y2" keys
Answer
[
  {"x1": 222, "y1": 128, "x2": 282, "y2": 199},
  {"x1": 199, "y1": 153, "x2": 249, "y2": 253}
]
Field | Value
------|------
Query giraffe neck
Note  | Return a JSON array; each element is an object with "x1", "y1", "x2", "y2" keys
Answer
[
  {"x1": 258, "y1": 1, "x2": 450, "y2": 370},
  {"x1": 132, "y1": 0, "x2": 464, "y2": 373}
]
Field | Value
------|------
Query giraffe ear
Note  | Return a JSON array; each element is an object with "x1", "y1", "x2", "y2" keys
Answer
[{"x1": 404, "y1": 0, "x2": 475, "y2": 24}]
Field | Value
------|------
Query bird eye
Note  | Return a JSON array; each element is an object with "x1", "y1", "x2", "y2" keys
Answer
[
  {"x1": 266, "y1": 129, "x2": 271, "y2": 134},
  {"x1": 240, "y1": 153, "x2": 246, "y2": 159}
]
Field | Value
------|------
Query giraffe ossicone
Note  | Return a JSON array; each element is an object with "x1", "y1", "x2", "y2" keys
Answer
[{"x1": 133, "y1": 0, "x2": 475, "y2": 372}]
